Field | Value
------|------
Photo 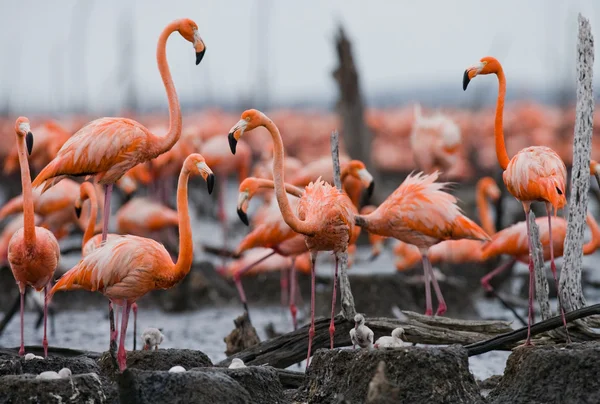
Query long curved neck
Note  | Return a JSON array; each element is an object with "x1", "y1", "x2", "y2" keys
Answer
[
  {"x1": 583, "y1": 215, "x2": 600, "y2": 254},
  {"x1": 251, "y1": 178, "x2": 304, "y2": 198},
  {"x1": 16, "y1": 135, "x2": 35, "y2": 245},
  {"x1": 172, "y1": 167, "x2": 193, "y2": 281},
  {"x1": 476, "y1": 185, "x2": 495, "y2": 235},
  {"x1": 495, "y1": 68, "x2": 510, "y2": 170},
  {"x1": 82, "y1": 188, "x2": 98, "y2": 249},
  {"x1": 151, "y1": 21, "x2": 183, "y2": 156},
  {"x1": 264, "y1": 119, "x2": 315, "y2": 235}
]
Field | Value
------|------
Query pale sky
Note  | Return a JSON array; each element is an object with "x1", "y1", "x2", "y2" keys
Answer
[{"x1": 2, "y1": 0, "x2": 600, "y2": 113}]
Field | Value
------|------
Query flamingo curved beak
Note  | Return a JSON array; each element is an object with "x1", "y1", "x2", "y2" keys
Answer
[
  {"x1": 228, "y1": 120, "x2": 247, "y2": 155},
  {"x1": 236, "y1": 191, "x2": 250, "y2": 226},
  {"x1": 207, "y1": 173, "x2": 215, "y2": 194},
  {"x1": 463, "y1": 62, "x2": 485, "y2": 91},
  {"x1": 26, "y1": 132, "x2": 34, "y2": 156},
  {"x1": 196, "y1": 50, "x2": 206, "y2": 65},
  {"x1": 193, "y1": 30, "x2": 206, "y2": 65},
  {"x1": 357, "y1": 168, "x2": 375, "y2": 198},
  {"x1": 196, "y1": 161, "x2": 215, "y2": 194},
  {"x1": 74, "y1": 205, "x2": 82, "y2": 218},
  {"x1": 462, "y1": 70, "x2": 471, "y2": 91}
]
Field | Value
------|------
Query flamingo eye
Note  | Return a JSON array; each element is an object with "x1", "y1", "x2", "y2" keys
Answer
[{"x1": 556, "y1": 187, "x2": 563, "y2": 195}]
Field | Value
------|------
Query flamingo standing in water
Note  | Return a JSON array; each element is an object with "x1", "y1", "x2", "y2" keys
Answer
[
  {"x1": 32, "y1": 18, "x2": 206, "y2": 352},
  {"x1": 228, "y1": 109, "x2": 356, "y2": 368},
  {"x1": 7, "y1": 117, "x2": 60, "y2": 358},
  {"x1": 464, "y1": 56, "x2": 570, "y2": 343},
  {"x1": 354, "y1": 171, "x2": 490, "y2": 316},
  {"x1": 49, "y1": 154, "x2": 214, "y2": 371}
]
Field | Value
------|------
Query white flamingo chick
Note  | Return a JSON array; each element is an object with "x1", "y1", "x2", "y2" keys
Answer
[
  {"x1": 142, "y1": 327, "x2": 165, "y2": 350},
  {"x1": 374, "y1": 327, "x2": 407, "y2": 349},
  {"x1": 229, "y1": 358, "x2": 247, "y2": 369},
  {"x1": 349, "y1": 314, "x2": 374, "y2": 349}
]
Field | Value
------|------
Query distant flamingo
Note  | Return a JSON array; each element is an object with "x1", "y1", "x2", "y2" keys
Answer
[
  {"x1": 354, "y1": 171, "x2": 490, "y2": 316},
  {"x1": 228, "y1": 109, "x2": 356, "y2": 367},
  {"x1": 7, "y1": 117, "x2": 60, "y2": 358},
  {"x1": 32, "y1": 19, "x2": 206, "y2": 352},
  {"x1": 480, "y1": 214, "x2": 600, "y2": 292},
  {"x1": 48, "y1": 154, "x2": 214, "y2": 371},
  {"x1": 464, "y1": 56, "x2": 570, "y2": 343}
]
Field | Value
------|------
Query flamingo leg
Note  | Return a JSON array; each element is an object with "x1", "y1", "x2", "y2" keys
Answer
[
  {"x1": 421, "y1": 252, "x2": 433, "y2": 316},
  {"x1": 102, "y1": 184, "x2": 113, "y2": 242},
  {"x1": 233, "y1": 250, "x2": 277, "y2": 319},
  {"x1": 43, "y1": 285, "x2": 49, "y2": 358},
  {"x1": 218, "y1": 177, "x2": 228, "y2": 268},
  {"x1": 328, "y1": 254, "x2": 339, "y2": 349},
  {"x1": 425, "y1": 259, "x2": 447, "y2": 316},
  {"x1": 132, "y1": 303, "x2": 138, "y2": 350},
  {"x1": 109, "y1": 301, "x2": 118, "y2": 362},
  {"x1": 480, "y1": 258, "x2": 527, "y2": 326},
  {"x1": 117, "y1": 301, "x2": 132, "y2": 372},
  {"x1": 306, "y1": 251, "x2": 317, "y2": 370},
  {"x1": 546, "y1": 203, "x2": 571, "y2": 342},
  {"x1": 280, "y1": 264, "x2": 289, "y2": 309},
  {"x1": 19, "y1": 289, "x2": 25, "y2": 356},
  {"x1": 289, "y1": 257, "x2": 298, "y2": 331},
  {"x1": 524, "y1": 208, "x2": 535, "y2": 346}
]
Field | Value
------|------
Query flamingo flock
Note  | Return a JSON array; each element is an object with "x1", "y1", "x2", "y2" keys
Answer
[{"x1": 0, "y1": 17, "x2": 597, "y2": 375}]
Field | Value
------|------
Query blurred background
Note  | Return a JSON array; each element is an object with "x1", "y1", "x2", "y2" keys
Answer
[{"x1": 1, "y1": 0, "x2": 600, "y2": 379}]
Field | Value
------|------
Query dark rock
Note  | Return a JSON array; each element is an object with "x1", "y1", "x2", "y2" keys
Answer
[
  {"x1": 489, "y1": 342, "x2": 600, "y2": 404},
  {"x1": 0, "y1": 373, "x2": 107, "y2": 403},
  {"x1": 224, "y1": 311, "x2": 260, "y2": 356},
  {"x1": 99, "y1": 348, "x2": 212, "y2": 377},
  {"x1": 0, "y1": 357, "x2": 22, "y2": 376},
  {"x1": 366, "y1": 361, "x2": 400, "y2": 404},
  {"x1": 478, "y1": 374, "x2": 502, "y2": 390},
  {"x1": 119, "y1": 368, "x2": 250, "y2": 404},
  {"x1": 297, "y1": 346, "x2": 484, "y2": 404},
  {"x1": 20, "y1": 355, "x2": 101, "y2": 375},
  {"x1": 189, "y1": 366, "x2": 285, "y2": 404}
]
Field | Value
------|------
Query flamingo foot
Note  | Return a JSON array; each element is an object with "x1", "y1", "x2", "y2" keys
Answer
[
  {"x1": 306, "y1": 325, "x2": 315, "y2": 371},
  {"x1": 290, "y1": 303, "x2": 298, "y2": 331},
  {"x1": 435, "y1": 303, "x2": 447, "y2": 316},
  {"x1": 19, "y1": 291, "x2": 25, "y2": 356},
  {"x1": 328, "y1": 322, "x2": 335, "y2": 350},
  {"x1": 424, "y1": 308, "x2": 433, "y2": 316}
]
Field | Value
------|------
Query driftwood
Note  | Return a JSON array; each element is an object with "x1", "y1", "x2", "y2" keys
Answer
[
  {"x1": 531, "y1": 212, "x2": 552, "y2": 321},
  {"x1": 330, "y1": 130, "x2": 356, "y2": 320},
  {"x1": 561, "y1": 14, "x2": 594, "y2": 315},
  {"x1": 465, "y1": 303, "x2": 600, "y2": 356},
  {"x1": 218, "y1": 312, "x2": 512, "y2": 369}
]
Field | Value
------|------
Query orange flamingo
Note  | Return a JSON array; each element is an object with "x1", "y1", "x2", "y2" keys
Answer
[
  {"x1": 0, "y1": 214, "x2": 41, "y2": 268},
  {"x1": 32, "y1": 19, "x2": 206, "y2": 243},
  {"x1": 354, "y1": 171, "x2": 490, "y2": 316},
  {"x1": 32, "y1": 19, "x2": 205, "y2": 348},
  {"x1": 7, "y1": 117, "x2": 60, "y2": 358},
  {"x1": 116, "y1": 197, "x2": 178, "y2": 238},
  {"x1": 464, "y1": 56, "x2": 570, "y2": 342},
  {"x1": 228, "y1": 109, "x2": 356, "y2": 367},
  {"x1": 48, "y1": 154, "x2": 214, "y2": 371}
]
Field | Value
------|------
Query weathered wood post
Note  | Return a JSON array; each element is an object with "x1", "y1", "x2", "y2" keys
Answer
[
  {"x1": 560, "y1": 14, "x2": 594, "y2": 313},
  {"x1": 331, "y1": 130, "x2": 357, "y2": 319},
  {"x1": 530, "y1": 212, "x2": 552, "y2": 321}
]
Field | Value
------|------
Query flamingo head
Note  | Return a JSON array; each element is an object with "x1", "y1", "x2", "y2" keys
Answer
[
  {"x1": 345, "y1": 160, "x2": 375, "y2": 198},
  {"x1": 177, "y1": 18, "x2": 206, "y2": 65},
  {"x1": 478, "y1": 177, "x2": 501, "y2": 202},
  {"x1": 14, "y1": 117, "x2": 33, "y2": 156},
  {"x1": 463, "y1": 56, "x2": 501, "y2": 90},
  {"x1": 236, "y1": 177, "x2": 264, "y2": 226},
  {"x1": 590, "y1": 160, "x2": 600, "y2": 190},
  {"x1": 354, "y1": 313, "x2": 365, "y2": 329},
  {"x1": 228, "y1": 109, "x2": 266, "y2": 155},
  {"x1": 184, "y1": 153, "x2": 215, "y2": 194},
  {"x1": 392, "y1": 327, "x2": 405, "y2": 340}
]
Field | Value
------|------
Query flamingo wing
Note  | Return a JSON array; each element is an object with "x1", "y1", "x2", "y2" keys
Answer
[{"x1": 32, "y1": 118, "x2": 152, "y2": 188}]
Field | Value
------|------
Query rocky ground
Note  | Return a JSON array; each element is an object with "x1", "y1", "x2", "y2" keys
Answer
[{"x1": 1, "y1": 342, "x2": 599, "y2": 403}]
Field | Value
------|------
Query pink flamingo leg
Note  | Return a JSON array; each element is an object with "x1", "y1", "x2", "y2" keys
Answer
[
  {"x1": 306, "y1": 252, "x2": 317, "y2": 370},
  {"x1": 328, "y1": 254, "x2": 339, "y2": 349},
  {"x1": 132, "y1": 303, "x2": 138, "y2": 350},
  {"x1": 545, "y1": 204, "x2": 571, "y2": 342},
  {"x1": 524, "y1": 208, "x2": 535, "y2": 346},
  {"x1": 117, "y1": 301, "x2": 132, "y2": 372},
  {"x1": 19, "y1": 289, "x2": 25, "y2": 356},
  {"x1": 109, "y1": 301, "x2": 118, "y2": 354},
  {"x1": 425, "y1": 258, "x2": 447, "y2": 316},
  {"x1": 289, "y1": 257, "x2": 298, "y2": 331},
  {"x1": 481, "y1": 258, "x2": 518, "y2": 292},
  {"x1": 421, "y1": 252, "x2": 433, "y2": 316},
  {"x1": 233, "y1": 250, "x2": 277, "y2": 318},
  {"x1": 102, "y1": 184, "x2": 113, "y2": 242},
  {"x1": 218, "y1": 177, "x2": 228, "y2": 268},
  {"x1": 43, "y1": 285, "x2": 49, "y2": 358},
  {"x1": 280, "y1": 264, "x2": 289, "y2": 308}
]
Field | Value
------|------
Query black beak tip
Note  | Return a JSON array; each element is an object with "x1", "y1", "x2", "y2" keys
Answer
[
  {"x1": 237, "y1": 208, "x2": 249, "y2": 226},
  {"x1": 195, "y1": 49, "x2": 206, "y2": 65},
  {"x1": 367, "y1": 181, "x2": 375, "y2": 198},
  {"x1": 74, "y1": 206, "x2": 82, "y2": 218},
  {"x1": 462, "y1": 70, "x2": 470, "y2": 91},
  {"x1": 228, "y1": 133, "x2": 238, "y2": 155},
  {"x1": 26, "y1": 132, "x2": 33, "y2": 156},
  {"x1": 207, "y1": 173, "x2": 215, "y2": 194}
]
